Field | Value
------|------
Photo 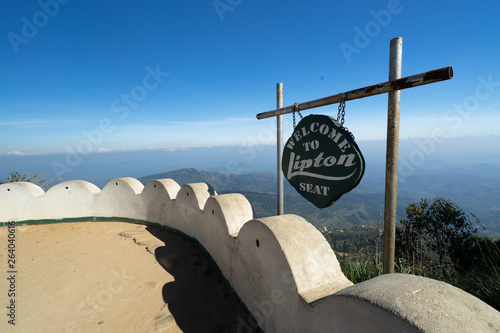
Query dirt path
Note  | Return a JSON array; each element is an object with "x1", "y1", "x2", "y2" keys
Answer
[{"x1": 0, "y1": 222, "x2": 256, "y2": 333}]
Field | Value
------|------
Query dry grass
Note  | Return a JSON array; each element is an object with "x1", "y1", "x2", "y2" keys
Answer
[{"x1": 0, "y1": 170, "x2": 60, "y2": 190}]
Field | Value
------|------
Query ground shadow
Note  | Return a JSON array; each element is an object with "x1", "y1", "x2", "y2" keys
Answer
[{"x1": 146, "y1": 226, "x2": 262, "y2": 333}]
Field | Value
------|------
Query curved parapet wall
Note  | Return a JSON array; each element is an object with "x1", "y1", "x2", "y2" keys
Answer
[{"x1": 1, "y1": 179, "x2": 499, "y2": 332}]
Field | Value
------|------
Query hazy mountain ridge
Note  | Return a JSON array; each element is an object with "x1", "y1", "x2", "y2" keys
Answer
[
  {"x1": 138, "y1": 164, "x2": 500, "y2": 235},
  {"x1": 139, "y1": 168, "x2": 282, "y2": 194}
]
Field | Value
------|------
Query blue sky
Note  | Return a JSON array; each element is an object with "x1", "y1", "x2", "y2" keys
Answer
[{"x1": 1, "y1": 0, "x2": 499, "y2": 157}]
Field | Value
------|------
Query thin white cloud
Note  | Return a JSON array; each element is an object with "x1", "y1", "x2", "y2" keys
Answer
[
  {"x1": 165, "y1": 118, "x2": 252, "y2": 127},
  {"x1": 225, "y1": 117, "x2": 255, "y2": 122},
  {"x1": 101, "y1": 116, "x2": 277, "y2": 151},
  {"x1": 0, "y1": 119, "x2": 85, "y2": 127},
  {"x1": 5, "y1": 151, "x2": 42, "y2": 156},
  {"x1": 163, "y1": 147, "x2": 191, "y2": 152}
]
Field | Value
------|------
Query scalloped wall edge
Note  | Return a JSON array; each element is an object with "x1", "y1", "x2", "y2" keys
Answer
[{"x1": 0, "y1": 178, "x2": 498, "y2": 333}]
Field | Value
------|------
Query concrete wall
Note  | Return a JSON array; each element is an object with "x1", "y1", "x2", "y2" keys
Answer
[{"x1": 1, "y1": 179, "x2": 499, "y2": 332}]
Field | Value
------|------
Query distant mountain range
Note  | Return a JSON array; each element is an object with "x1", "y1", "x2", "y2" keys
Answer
[
  {"x1": 139, "y1": 165, "x2": 500, "y2": 237},
  {"x1": 139, "y1": 168, "x2": 383, "y2": 227}
]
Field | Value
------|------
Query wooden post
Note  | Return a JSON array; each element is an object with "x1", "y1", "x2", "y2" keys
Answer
[
  {"x1": 383, "y1": 37, "x2": 403, "y2": 274},
  {"x1": 277, "y1": 83, "x2": 284, "y2": 215}
]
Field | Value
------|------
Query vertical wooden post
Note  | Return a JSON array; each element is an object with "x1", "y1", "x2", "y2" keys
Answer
[
  {"x1": 383, "y1": 37, "x2": 402, "y2": 274},
  {"x1": 277, "y1": 83, "x2": 284, "y2": 215}
]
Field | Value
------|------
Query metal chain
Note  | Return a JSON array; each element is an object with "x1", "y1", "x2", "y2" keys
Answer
[
  {"x1": 337, "y1": 93, "x2": 346, "y2": 126},
  {"x1": 336, "y1": 93, "x2": 354, "y2": 139},
  {"x1": 292, "y1": 102, "x2": 302, "y2": 128}
]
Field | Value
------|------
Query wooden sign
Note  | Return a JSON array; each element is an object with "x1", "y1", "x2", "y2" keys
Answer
[{"x1": 282, "y1": 114, "x2": 365, "y2": 208}]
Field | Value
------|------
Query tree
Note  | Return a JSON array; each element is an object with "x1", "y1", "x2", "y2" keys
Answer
[
  {"x1": 0, "y1": 170, "x2": 59, "y2": 191},
  {"x1": 397, "y1": 197, "x2": 479, "y2": 275}
]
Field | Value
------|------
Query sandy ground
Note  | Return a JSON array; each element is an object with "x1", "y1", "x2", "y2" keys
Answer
[{"x1": 0, "y1": 222, "x2": 256, "y2": 333}]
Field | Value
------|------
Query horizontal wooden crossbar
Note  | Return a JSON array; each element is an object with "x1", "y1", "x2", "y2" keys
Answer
[{"x1": 256, "y1": 66, "x2": 453, "y2": 120}]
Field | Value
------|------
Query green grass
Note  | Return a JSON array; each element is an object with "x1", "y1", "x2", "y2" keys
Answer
[
  {"x1": 338, "y1": 251, "x2": 500, "y2": 311},
  {"x1": 339, "y1": 256, "x2": 381, "y2": 284}
]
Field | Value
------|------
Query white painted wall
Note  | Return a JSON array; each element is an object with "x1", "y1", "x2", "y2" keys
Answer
[{"x1": 1, "y1": 179, "x2": 499, "y2": 332}]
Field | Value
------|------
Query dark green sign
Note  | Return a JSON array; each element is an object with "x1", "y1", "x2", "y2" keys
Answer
[{"x1": 282, "y1": 114, "x2": 365, "y2": 208}]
